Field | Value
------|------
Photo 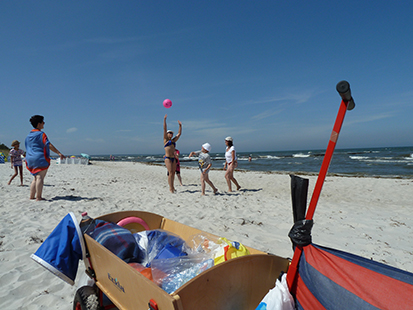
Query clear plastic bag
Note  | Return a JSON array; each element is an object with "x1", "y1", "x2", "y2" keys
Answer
[
  {"x1": 188, "y1": 234, "x2": 250, "y2": 265},
  {"x1": 187, "y1": 233, "x2": 222, "y2": 256},
  {"x1": 151, "y1": 254, "x2": 214, "y2": 294},
  {"x1": 133, "y1": 229, "x2": 190, "y2": 267}
]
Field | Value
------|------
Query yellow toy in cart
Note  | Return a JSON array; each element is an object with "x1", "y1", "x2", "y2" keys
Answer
[{"x1": 213, "y1": 237, "x2": 250, "y2": 265}]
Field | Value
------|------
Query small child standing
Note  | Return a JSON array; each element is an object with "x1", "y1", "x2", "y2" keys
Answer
[
  {"x1": 8, "y1": 140, "x2": 25, "y2": 186},
  {"x1": 175, "y1": 149, "x2": 183, "y2": 186},
  {"x1": 189, "y1": 143, "x2": 218, "y2": 196}
]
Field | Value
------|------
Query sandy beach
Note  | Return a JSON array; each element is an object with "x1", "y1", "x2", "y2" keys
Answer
[{"x1": 1, "y1": 161, "x2": 412, "y2": 309}]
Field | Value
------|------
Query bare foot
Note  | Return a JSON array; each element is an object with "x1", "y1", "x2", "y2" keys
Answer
[
  {"x1": 36, "y1": 198, "x2": 46, "y2": 201},
  {"x1": 213, "y1": 188, "x2": 218, "y2": 195},
  {"x1": 237, "y1": 185, "x2": 241, "y2": 190}
]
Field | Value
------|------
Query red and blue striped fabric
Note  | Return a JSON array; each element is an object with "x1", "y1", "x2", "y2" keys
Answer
[{"x1": 293, "y1": 244, "x2": 413, "y2": 309}]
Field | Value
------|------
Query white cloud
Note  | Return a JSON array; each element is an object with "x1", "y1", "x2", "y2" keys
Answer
[
  {"x1": 66, "y1": 127, "x2": 78, "y2": 133},
  {"x1": 346, "y1": 113, "x2": 394, "y2": 125},
  {"x1": 248, "y1": 91, "x2": 317, "y2": 106},
  {"x1": 251, "y1": 109, "x2": 283, "y2": 121}
]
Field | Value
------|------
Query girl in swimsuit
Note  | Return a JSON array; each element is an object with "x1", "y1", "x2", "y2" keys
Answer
[
  {"x1": 163, "y1": 114, "x2": 182, "y2": 193},
  {"x1": 223, "y1": 136, "x2": 241, "y2": 192}
]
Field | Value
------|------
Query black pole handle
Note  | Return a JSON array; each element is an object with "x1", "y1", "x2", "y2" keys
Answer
[{"x1": 336, "y1": 80, "x2": 355, "y2": 110}]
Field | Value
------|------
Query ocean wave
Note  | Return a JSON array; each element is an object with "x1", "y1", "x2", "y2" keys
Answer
[
  {"x1": 264, "y1": 155, "x2": 281, "y2": 159},
  {"x1": 350, "y1": 156, "x2": 370, "y2": 160},
  {"x1": 350, "y1": 155, "x2": 412, "y2": 163},
  {"x1": 293, "y1": 153, "x2": 310, "y2": 158},
  {"x1": 361, "y1": 159, "x2": 412, "y2": 164},
  {"x1": 182, "y1": 156, "x2": 197, "y2": 160},
  {"x1": 213, "y1": 156, "x2": 226, "y2": 160}
]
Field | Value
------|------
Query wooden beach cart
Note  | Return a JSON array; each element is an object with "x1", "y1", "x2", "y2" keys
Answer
[{"x1": 75, "y1": 210, "x2": 290, "y2": 310}]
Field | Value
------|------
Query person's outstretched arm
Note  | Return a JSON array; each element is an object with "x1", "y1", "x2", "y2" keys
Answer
[
  {"x1": 174, "y1": 120, "x2": 182, "y2": 141},
  {"x1": 49, "y1": 143, "x2": 65, "y2": 159}
]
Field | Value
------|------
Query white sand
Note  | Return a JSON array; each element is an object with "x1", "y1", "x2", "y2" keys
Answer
[{"x1": 1, "y1": 161, "x2": 412, "y2": 309}]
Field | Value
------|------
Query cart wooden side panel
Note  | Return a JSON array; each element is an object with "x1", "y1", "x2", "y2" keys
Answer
[
  {"x1": 85, "y1": 235, "x2": 183, "y2": 310},
  {"x1": 174, "y1": 254, "x2": 289, "y2": 310}
]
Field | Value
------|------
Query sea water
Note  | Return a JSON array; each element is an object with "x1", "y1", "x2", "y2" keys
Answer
[{"x1": 90, "y1": 146, "x2": 413, "y2": 179}]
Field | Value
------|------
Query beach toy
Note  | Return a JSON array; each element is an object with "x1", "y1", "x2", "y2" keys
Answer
[
  {"x1": 213, "y1": 237, "x2": 250, "y2": 265},
  {"x1": 163, "y1": 99, "x2": 172, "y2": 109},
  {"x1": 117, "y1": 216, "x2": 150, "y2": 233}
]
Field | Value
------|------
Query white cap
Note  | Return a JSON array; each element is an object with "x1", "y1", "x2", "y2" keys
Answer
[
  {"x1": 225, "y1": 136, "x2": 233, "y2": 142},
  {"x1": 202, "y1": 143, "x2": 211, "y2": 152}
]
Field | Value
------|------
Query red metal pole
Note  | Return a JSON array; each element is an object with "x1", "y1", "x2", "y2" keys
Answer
[{"x1": 287, "y1": 98, "x2": 351, "y2": 292}]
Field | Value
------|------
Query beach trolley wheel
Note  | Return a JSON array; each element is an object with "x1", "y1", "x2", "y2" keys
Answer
[{"x1": 73, "y1": 286, "x2": 100, "y2": 310}]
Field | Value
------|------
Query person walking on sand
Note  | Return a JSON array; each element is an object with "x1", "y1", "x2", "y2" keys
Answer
[
  {"x1": 189, "y1": 143, "x2": 218, "y2": 196},
  {"x1": 25, "y1": 115, "x2": 65, "y2": 201},
  {"x1": 163, "y1": 114, "x2": 182, "y2": 193},
  {"x1": 224, "y1": 136, "x2": 241, "y2": 192},
  {"x1": 8, "y1": 140, "x2": 25, "y2": 186}
]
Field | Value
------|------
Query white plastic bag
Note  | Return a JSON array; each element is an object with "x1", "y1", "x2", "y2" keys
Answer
[{"x1": 255, "y1": 273, "x2": 295, "y2": 310}]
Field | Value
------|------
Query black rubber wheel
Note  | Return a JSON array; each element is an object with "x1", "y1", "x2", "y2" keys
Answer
[{"x1": 73, "y1": 286, "x2": 100, "y2": 310}]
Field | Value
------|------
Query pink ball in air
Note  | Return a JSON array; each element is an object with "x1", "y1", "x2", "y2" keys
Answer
[{"x1": 163, "y1": 99, "x2": 172, "y2": 108}]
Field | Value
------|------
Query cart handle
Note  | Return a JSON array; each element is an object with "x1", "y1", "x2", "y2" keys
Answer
[{"x1": 287, "y1": 81, "x2": 356, "y2": 292}]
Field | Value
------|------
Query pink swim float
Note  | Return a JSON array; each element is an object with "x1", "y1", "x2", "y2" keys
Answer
[{"x1": 117, "y1": 217, "x2": 150, "y2": 233}]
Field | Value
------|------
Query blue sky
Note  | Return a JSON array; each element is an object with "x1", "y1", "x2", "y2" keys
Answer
[{"x1": 1, "y1": 1, "x2": 412, "y2": 155}]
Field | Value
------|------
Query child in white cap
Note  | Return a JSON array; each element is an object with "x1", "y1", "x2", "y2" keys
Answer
[{"x1": 189, "y1": 143, "x2": 218, "y2": 195}]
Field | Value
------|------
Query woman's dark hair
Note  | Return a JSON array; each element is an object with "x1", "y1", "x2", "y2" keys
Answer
[
  {"x1": 226, "y1": 140, "x2": 233, "y2": 147},
  {"x1": 30, "y1": 115, "x2": 44, "y2": 128}
]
